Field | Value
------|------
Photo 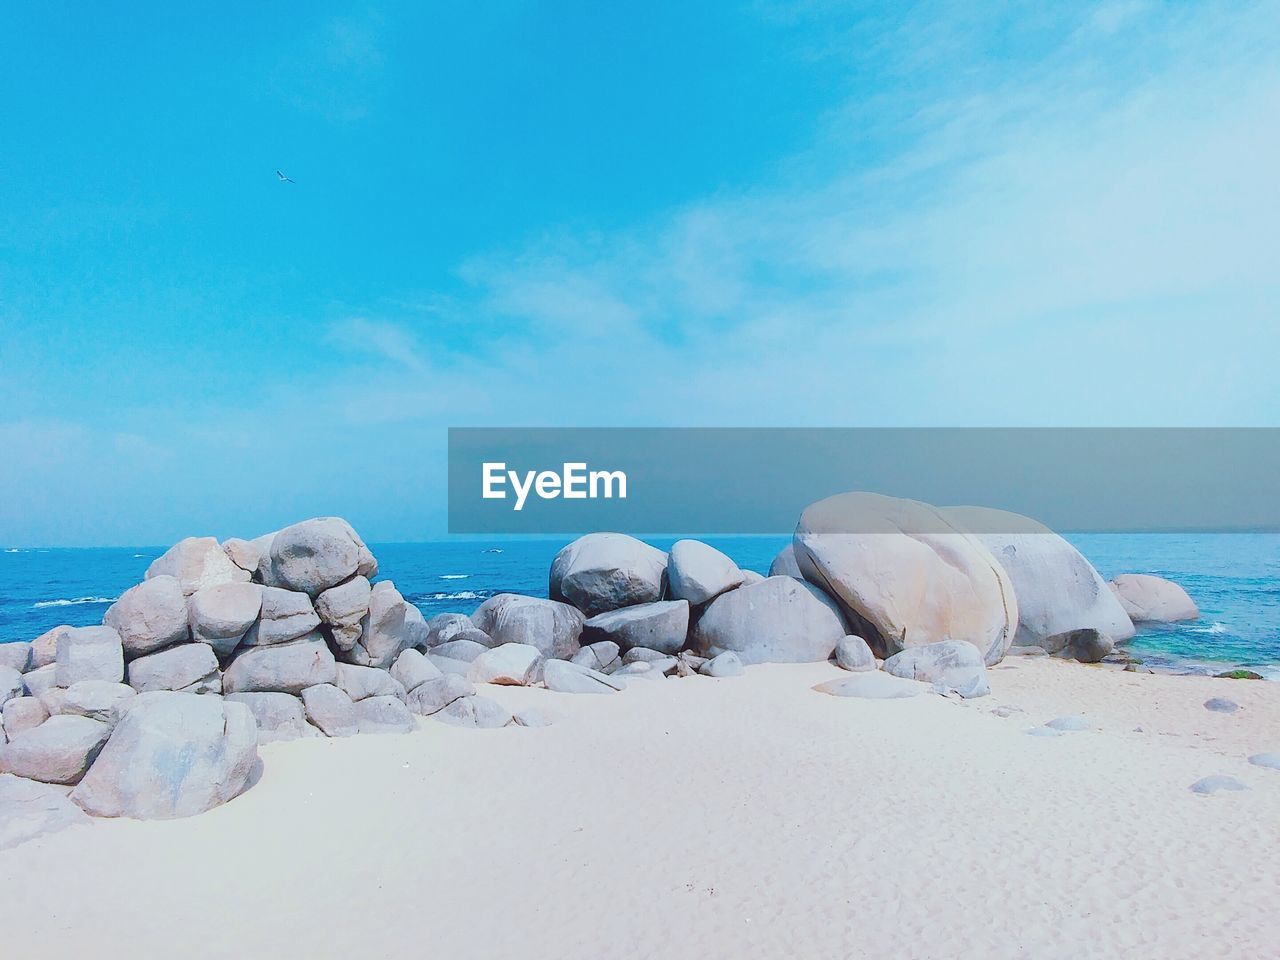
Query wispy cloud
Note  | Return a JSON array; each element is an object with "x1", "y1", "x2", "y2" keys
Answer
[{"x1": 272, "y1": 11, "x2": 387, "y2": 123}]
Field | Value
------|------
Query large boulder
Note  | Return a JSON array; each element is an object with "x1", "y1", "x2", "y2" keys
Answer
[
  {"x1": 548, "y1": 533, "x2": 668, "y2": 616},
  {"x1": 240, "y1": 587, "x2": 320, "y2": 647},
  {"x1": 354, "y1": 696, "x2": 415, "y2": 734},
  {"x1": 338, "y1": 581, "x2": 426, "y2": 669},
  {"x1": 0, "y1": 715, "x2": 111, "y2": 784},
  {"x1": 691, "y1": 576, "x2": 847, "y2": 664},
  {"x1": 571, "y1": 640, "x2": 621, "y2": 674},
  {"x1": 469, "y1": 643, "x2": 543, "y2": 686},
  {"x1": 60, "y1": 681, "x2": 137, "y2": 722},
  {"x1": 1040, "y1": 627, "x2": 1113, "y2": 664},
  {"x1": 127, "y1": 643, "x2": 221, "y2": 694},
  {"x1": 0, "y1": 642, "x2": 31, "y2": 674},
  {"x1": 146, "y1": 537, "x2": 249, "y2": 595},
  {"x1": 224, "y1": 692, "x2": 318, "y2": 743},
  {"x1": 425, "y1": 612, "x2": 482, "y2": 648},
  {"x1": 581, "y1": 600, "x2": 689, "y2": 655},
  {"x1": 666, "y1": 540, "x2": 744, "y2": 605},
  {"x1": 434, "y1": 695, "x2": 511, "y2": 729},
  {"x1": 70, "y1": 692, "x2": 257, "y2": 819},
  {"x1": 543, "y1": 658, "x2": 626, "y2": 694},
  {"x1": 300, "y1": 684, "x2": 359, "y2": 737},
  {"x1": 882, "y1": 639, "x2": 991, "y2": 698},
  {"x1": 223, "y1": 635, "x2": 337, "y2": 695},
  {"x1": 793, "y1": 492, "x2": 1017, "y2": 665},
  {"x1": 1109, "y1": 574, "x2": 1199, "y2": 623},
  {"x1": 55, "y1": 626, "x2": 125, "y2": 687},
  {"x1": 0, "y1": 773, "x2": 91, "y2": 851},
  {"x1": 21, "y1": 664, "x2": 58, "y2": 698},
  {"x1": 335, "y1": 663, "x2": 406, "y2": 702},
  {"x1": 188, "y1": 582, "x2": 263, "y2": 657},
  {"x1": 471, "y1": 594, "x2": 585, "y2": 660},
  {"x1": 263, "y1": 518, "x2": 377, "y2": 596},
  {"x1": 768, "y1": 545, "x2": 803, "y2": 579},
  {"x1": 390, "y1": 649, "x2": 441, "y2": 693},
  {"x1": 834, "y1": 635, "x2": 876, "y2": 672},
  {"x1": 222, "y1": 535, "x2": 273, "y2": 575},
  {"x1": 103, "y1": 575, "x2": 190, "y2": 659},
  {"x1": 314, "y1": 576, "x2": 372, "y2": 651},
  {"x1": 406, "y1": 675, "x2": 475, "y2": 716},
  {"x1": 942, "y1": 506, "x2": 1135, "y2": 646},
  {"x1": 30, "y1": 626, "x2": 68, "y2": 669},
  {"x1": 3, "y1": 697, "x2": 49, "y2": 740}
]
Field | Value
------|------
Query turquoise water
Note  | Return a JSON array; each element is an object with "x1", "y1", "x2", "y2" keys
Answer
[{"x1": 2, "y1": 534, "x2": 1277, "y2": 677}]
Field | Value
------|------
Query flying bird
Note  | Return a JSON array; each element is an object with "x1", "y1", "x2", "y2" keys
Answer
[{"x1": 276, "y1": 170, "x2": 296, "y2": 183}]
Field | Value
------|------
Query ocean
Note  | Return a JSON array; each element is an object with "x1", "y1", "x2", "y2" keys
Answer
[{"x1": 2, "y1": 534, "x2": 1277, "y2": 677}]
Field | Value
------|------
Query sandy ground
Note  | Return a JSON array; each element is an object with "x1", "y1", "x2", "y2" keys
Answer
[{"x1": 2, "y1": 658, "x2": 1278, "y2": 960}]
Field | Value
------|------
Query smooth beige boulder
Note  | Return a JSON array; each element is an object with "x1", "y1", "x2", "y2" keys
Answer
[
  {"x1": 146, "y1": 537, "x2": 250, "y2": 595},
  {"x1": 549, "y1": 533, "x2": 667, "y2": 616},
  {"x1": 103, "y1": 575, "x2": 190, "y2": 659},
  {"x1": 691, "y1": 576, "x2": 847, "y2": 664},
  {"x1": 338, "y1": 581, "x2": 426, "y2": 669},
  {"x1": 471, "y1": 594, "x2": 585, "y2": 660},
  {"x1": 793, "y1": 492, "x2": 1017, "y2": 665},
  {"x1": 263, "y1": 517, "x2": 377, "y2": 596},
  {"x1": 222, "y1": 635, "x2": 337, "y2": 695},
  {"x1": 666, "y1": 540, "x2": 744, "y2": 605},
  {"x1": 30, "y1": 626, "x2": 68, "y2": 669},
  {"x1": 943, "y1": 506, "x2": 1135, "y2": 646},
  {"x1": 1109, "y1": 574, "x2": 1199, "y2": 623},
  {"x1": 0, "y1": 715, "x2": 111, "y2": 785},
  {"x1": 188, "y1": 582, "x2": 263, "y2": 657}
]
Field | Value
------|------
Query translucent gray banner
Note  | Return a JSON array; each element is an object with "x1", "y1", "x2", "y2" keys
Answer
[{"x1": 447, "y1": 428, "x2": 1280, "y2": 534}]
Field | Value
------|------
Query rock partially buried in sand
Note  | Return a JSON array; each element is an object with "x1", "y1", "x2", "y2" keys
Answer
[
  {"x1": 354, "y1": 695, "x2": 416, "y2": 734},
  {"x1": 941, "y1": 506, "x2": 1135, "y2": 648},
  {"x1": 335, "y1": 663, "x2": 407, "y2": 703},
  {"x1": 1044, "y1": 716, "x2": 1091, "y2": 731},
  {"x1": 549, "y1": 533, "x2": 668, "y2": 616},
  {"x1": 882, "y1": 640, "x2": 991, "y2": 699},
  {"x1": 666, "y1": 539, "x2": 744, "y2": 605},
  {"x1": 70, "y1": 692, "x2": 258, "y2": 820},
  {"x1": 55, "y1": 626, "x2": 125, "y2": 687},
  {"x1": 469, "y1": 643, "x2": 544, "y2": 686},
  {"x1": 512, "y1": 707, "x2": 555, "y2": 728},
  {"x1": 225, "y1": 692, "x2": 319, "y2": 743},
  {"x1": 699, "y1": 651, "x2": 744, "y2": 677},
  {"x1": 1203, "y1": 697, "x2": 1240, "y2": 714},
  {"x1": 300, "y1": 683, "x2": 359, "y2": 737},
  {"x1": 1109, "y1": 574, "x2": 1199, "y2": 623},
  {"x1": 470, "y1": 594, "x2": 585, "y2": 660},
  {"x1": 815, "y1": 673, "x2": 922, "y2": 699},
  {"x1": 1189, "y1": 775, "x2": 1247, "y2": 796},
  {"x1": 433, "y1": 695, "x2": 511, "y2": 729},
  {"x1": 1247, "y1": 753, "x2": 1280, "y2": 770},
  {"x1": 264, "y1": 517, "x2": 377, "y2": 597},
  {"x1": 834, "y1": 635, "x2": 876, "y2": 672},
  {"x1": 0, "y1": 772, "x2": 91, "y2": 851},
  {"x1": 0, "y1": 715, "x2": 111, "y2": 784},
  {"x1": 543, "y1": 658, "x2": 626, "y2": 694},
  {"x1": 146, "y1": 537, "x2": 250, "y2": 595},
  {"x1": 793, "y1": 492, "x2": 1017, "y2": 665},
  {"x1": 582, "y1": 601, "x2": 689, "y2": 656},
  {"x1": 692, "y1": 576, "x2": 847, "y2": 664}
]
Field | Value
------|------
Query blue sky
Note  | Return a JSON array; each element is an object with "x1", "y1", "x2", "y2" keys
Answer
[{"x1": 2, "y1": 1, "x2": 1278, "y2": 546}]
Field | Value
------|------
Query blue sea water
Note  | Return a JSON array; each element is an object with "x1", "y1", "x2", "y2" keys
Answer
[{"x1": 2, "y1": 534, "x2": 1277, "y2": 677}]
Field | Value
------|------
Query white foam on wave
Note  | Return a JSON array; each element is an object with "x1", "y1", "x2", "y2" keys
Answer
[
  {"x1": 420, "y1": 590, "x2": 485, "y2": 601},
  {"x1": 439, "y1": 574, "x2": 469, "y2": 580},
  {"x1": 33, "y1": 596, "x2": 118, "y2": 608},
  {"x1": 1190, "y1": 622, "x2": 1229, "y2": 635}
]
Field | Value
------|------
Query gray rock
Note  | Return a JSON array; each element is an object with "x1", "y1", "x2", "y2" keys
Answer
[
  {"x1": 1041, "y1": 628, "x2": 1114, "y2": 664},
  {"x1": 432, "y1": 638, "x2": 489, "y2": 662},
  {"x1": 549, "y1": 533, "x2": 668, "y2": 616},
  {"x1": 793, "y1": 492, "x2": 1017, "y2": 665},
  {"x1": 188, "y1": 582, "x2": 263, "y2": 657},
  {"x1": 0, "y1": 715, "x2": 111, "y2": 784},
  {"x1": 314, "y1": 576, "x2": 371, "y2": 651},
  {"x1": 103, "y1": 575, "x2": 190, "y2": 660},
  {"x1": 1189, "y1": 775, "x2": 1247, "y2": 796},
  {"x1": 390, "y1": 649, "x2": 442, "y2": 693},
  {"x1": 883, "y1": 640, "x2": 991, "y2": 698},
  {"x1": 241, "y1": 587, "x2": 320, "y2": 647},
  {"x1": 834, "y1": 636, "x2": 876, "y2": 672},
  {"x1": 433, "y1": 695, "x2": 512, "y2": 729},
  {"x1": 692, "y1": 576, "x2": 847, "y2": 664},
  {"x1": 70, "y1": 692, "x2": 258, "y2": 819},
  {"x1": 942, "y1": 506, "x2": 1136, "y2": 647},
  {"x1": 543, "y1": 658, "x2": 626, "y2": 694},
  {"x1": 0, "y1": 773, "x2": 91, "y2": 851},
  {"x1": 814, "y1": 673, "x2": 922, "y2": 699},
  {"x1": 0, "y1": 642, "x2": 32, "y2": 674},
  {"x1": 1204, "y1": 697, "x2": 1240, "y2": 714},
  {"x1": 613, "y1": 661, "x2": 666, "y2": 681},
  {"x1": 469, "y1": 643, "x2": 544, "y2": 686},
  {"x1": 427, "y1": 655, "x2": 474, "y2": 678},
  {"x1": 222, "y1": 635, "x2": 337, "y2": 695},
  {"x1": 60, "y1": 681, "x2": 136, "y2": 723},
  {"x1": 738, "y1": 570, "x2": 766, "y2": 586},
  {"x1": 1109, "y1": 574, "x2": 1199, "y2": 623},
  {"x1": 30, "y1": 626, "x2": 68, "y2": 669},
  {"x1": 335, "y1": 663, "x2": 406, "y2": 703},
  {"x1": 225, "y1": 692, "x2": 318, "y2": 743},
  {"x1": 583, "y1": 600, "x2": 689, "y2": 656},
  {"x1": 471, "y1": 594, "x2": 585, "y2": 659},
  {"x1": 146, "y1": 537, "x2": 250, "y2": 595},
  {"x1": 512, "y1": 707, "x2": 555, "y2": 728},
  {"x1": 699, "y1": 651, "x2": 744, "y2": 677},
  {"x1": 1247, "y1": 753, "x2": 1280, "y2": 770},
  {"x1": 425, "y1": 612, "x2": 479, "y2": 648},
  {"x1": 1045, "y1": 716, "x2": 1091, "y2": 731},
  {"x1": 300, "y1": 683, "x2": 359, "y2": 738},
  {"x1": 127, "y1": 643, "x2": 221, "y2": 694},
  {"x1": 339, "y1": 581, "x2": 426, "y2": 669},
  {"x1": 666, "y1": 539, "x2": 744, "y2": 605},
  {"x1": 354, "y1": 695, "x2": 416, "y2": 734},
  {"x1": 406, "y1": 675, "x2": 475, "y2": 716},
  {"x1": 265, "y1": 517, "x2": 376, "y2": 596},
  {"x1": 571, "y1": 640, "x2": 621, "y2": 674},
  {"x1": 621, "y1": 646, "x2": 670, "y2": 664},
  {"x1": 3, "y1": 697, "x2": 49, "y2": 739},
  {"x1": 21, "y1": 664, "x2": 58, "y2": 698},
  {"x1": 55, "y1": 626, "x2": 125, "y2": 687},
  {"x1": 768, "y1": 545, "x2": 804, "y2": 579},
  {"x1": 1, "y1": 666, "x2": 22, "y2": 707}
]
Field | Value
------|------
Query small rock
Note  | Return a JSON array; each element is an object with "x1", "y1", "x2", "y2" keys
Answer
[
  {"x1": 814, "y1": 673, "x2": 922, "y2": 699},
  {"x1": 699, "y1": 651, "x2": 744, "y2": 677},
  {"x1": 512, "y1": 707, "x2": 555, "y2": 728},
  {"x1": 424, "y1": 613, "x2": 479, "y2": 648},
  {"x1": 433, "y1": 695, "x2": 511, "y2": 729},
  {"x1": 613, "y1": 661, "x2": 666, "y2": 681},
  {"x1": 543, "y1": 659, "x2": 626, "y2": 694},
  {"x1": 1189, "y1": 775, "x2": 1247, "y2": 796},
  {"x1": 427, "y1": 655, "x2": 473, "y2": 678},
  {"x1": 1246, "y1": 753, "x2": 1280, "y2": 770},
  {"x1": 570, "y1": 640, "x2": 621, "y2": 674},
  {"x1": 883, "y1": 640, "x2": 990, "y2": 698},
  {"x1": 1204, "y1": 697, "x2": 1240, "y2": 714},
  {"x1": 1045, "y1": 716, "x2": 1091, "y2": 731},
  {"x1": 1025, "y1": 727, "x2": 1064, "y2": 738},
  {"x1": 0, "y1": 642, "x2": 32, "y2": 674},
  {"x1": 470, "y1": 643, "x2": 544, "y2": 686},
  {"x1": 834, "y1": 636, "x2": 876, "y2": 672}
]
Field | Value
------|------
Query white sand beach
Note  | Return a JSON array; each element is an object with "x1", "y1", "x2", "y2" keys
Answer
[{"x1": 3, "y1": 658, "x2": 1277, "y2": 960}]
